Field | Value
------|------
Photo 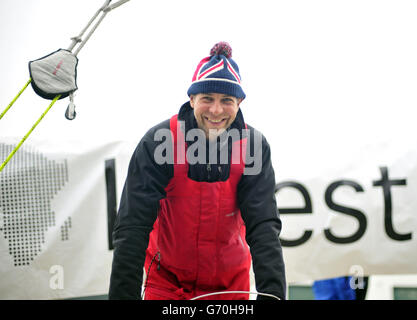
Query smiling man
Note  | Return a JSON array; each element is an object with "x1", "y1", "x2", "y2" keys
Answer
[
  {"x1": 109, "y1": 42, "x2": 286, "y2": 300},
  {"x1": 190, "y1": 93, "x2": 242, "y2": 140}
]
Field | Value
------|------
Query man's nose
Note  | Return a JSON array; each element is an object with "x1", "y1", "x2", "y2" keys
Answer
[{"x1": 209, "y1": 100, "x2": 223, "y2": 116}]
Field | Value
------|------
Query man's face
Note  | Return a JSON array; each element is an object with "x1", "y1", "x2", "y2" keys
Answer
[{"x1": 190, "y1": 93, "x2": 242, "y2": 140}]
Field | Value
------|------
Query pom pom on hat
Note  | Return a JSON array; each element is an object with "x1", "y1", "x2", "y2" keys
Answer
[
  {"x1": 187, "y1": 42, "x2": 245, "y2": 99},
  {"x1": 210, "y1": 41, "x2": 232, "y2": 58}
]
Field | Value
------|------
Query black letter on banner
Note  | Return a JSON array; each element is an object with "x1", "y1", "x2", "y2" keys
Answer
[
  {"x1": 372, "y1": 166, "x2": 411, "y2": 241},
  {"x1": 105, "y1": 159, "x2": 117, "y2": 250},
  {"x1": 275, "y1": 181, "x2": 313, "y2": 247},
  {"x1": 324, "y1": 180, "x2": 367, "y2": 244}
]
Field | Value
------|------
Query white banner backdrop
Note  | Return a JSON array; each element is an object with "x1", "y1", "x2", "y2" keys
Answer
[
  {"x1": 0, "y1": 138, "x2": 134, "y2": 299},
  {"x1": 277, "y1": 137, "x2": 417, "y2": 283},
  {"x1": 1, "y1": 136, "x2": 416, "y2": 298}
]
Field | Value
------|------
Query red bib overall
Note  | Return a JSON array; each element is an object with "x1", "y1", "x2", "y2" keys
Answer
[{"x1": 144, "y1": 115, "x2": 251, "y2": 300}]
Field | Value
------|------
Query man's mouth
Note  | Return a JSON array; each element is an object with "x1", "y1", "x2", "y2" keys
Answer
[{"x1": 204, "y1": 116, "x2": 227, "y2": 126}]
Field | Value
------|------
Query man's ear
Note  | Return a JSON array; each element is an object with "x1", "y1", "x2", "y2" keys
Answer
[
  {"x1": 237, "y1": 98, "x2": 243, "y2": 107},
  {"x1": 190, "y1": 95, "x2": 195, "y2": 109}
]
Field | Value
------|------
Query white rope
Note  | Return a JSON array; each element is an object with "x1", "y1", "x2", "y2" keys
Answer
[
  {"x1": 189, "y1": 291, "x2": 281, "y2": 301},
  {"x1": 104, "y1": 0, "x2": 131, "y2": 12},
  {"x1": 68, "y1": 0, "x2": 131, "y2": 56},
  {"x1": 73, "y1": 10, "x2": 109, "y2": 56},
  {"x1": 67, "y1": 0, "x2": 111, "y2": 52}
]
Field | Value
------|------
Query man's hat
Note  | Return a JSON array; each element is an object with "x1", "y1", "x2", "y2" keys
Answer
[{"x1": 187, "y1": 42, "x2": 246, "y2": 99}]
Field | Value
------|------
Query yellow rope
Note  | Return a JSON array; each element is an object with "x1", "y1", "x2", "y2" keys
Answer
[
  {"x1": 0, "y1": 78, "x2": 32, "y2": 120},
  {"x1": 0, "y1": 94, "x2": 61, "y2": 172}
]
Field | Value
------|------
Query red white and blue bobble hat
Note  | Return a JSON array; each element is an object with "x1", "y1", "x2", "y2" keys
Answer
[{"x1": 187, "y1": 42, "x2": 246, "y2": 99}]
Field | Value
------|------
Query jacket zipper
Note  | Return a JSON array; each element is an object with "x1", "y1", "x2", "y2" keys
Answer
[{"x1": 156, "y1": 208, "x2": 161, "y2": 271}]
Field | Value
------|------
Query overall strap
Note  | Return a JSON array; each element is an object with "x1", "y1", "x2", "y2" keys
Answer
[{"x1": 169, "y1": 115, "x2": 188, "y2": 177}]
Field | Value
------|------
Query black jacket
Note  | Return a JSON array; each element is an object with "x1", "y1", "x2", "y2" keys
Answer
[{"x1": 109, "y1": 102, "x2": 286, "y2": 300}]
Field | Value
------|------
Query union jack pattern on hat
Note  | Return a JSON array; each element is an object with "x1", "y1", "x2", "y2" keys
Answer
[{"x1": 187, "y1": 42, "x2": 246, "y2": 99}]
